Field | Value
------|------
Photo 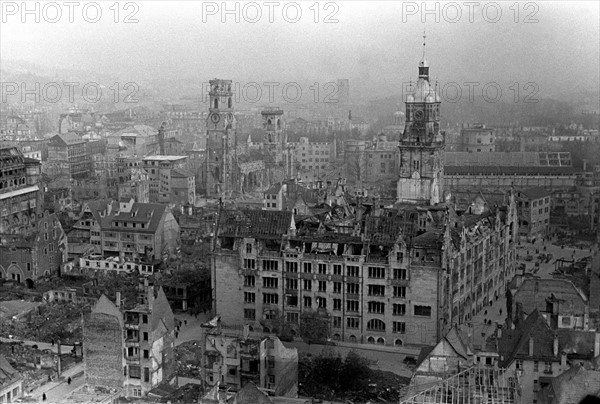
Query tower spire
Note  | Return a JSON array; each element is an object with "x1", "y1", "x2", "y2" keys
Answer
[{"x1": 422, "y1": 27, "x2": 426, "y2": 61}]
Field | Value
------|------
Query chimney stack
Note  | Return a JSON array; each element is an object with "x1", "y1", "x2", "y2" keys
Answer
[
  {"x1": 529, "y1": 336, "x2": 534, "y2": 356},
  {"x1": 594, "y1": 332, "x2": 600, "y2": 358},
  {"x1": 553, "y1": 333, "x2": 559, "y2": 357},
  {"x1": 116, "y1": 291, "x2": 121, "y2": 308}
]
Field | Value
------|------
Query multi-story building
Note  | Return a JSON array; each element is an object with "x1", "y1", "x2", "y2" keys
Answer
[
  {"x1": 515, "y1": 187, "x2": 551, "y2": 241},
  {"x1": 108, "y1": 125, "x2": 159, "y2": 158},
  {"x1": 455, "y1": 124, "x2": 495, "y2": 152},
  {"x1": 141, "y1": 155, "x2": 191, "y2": 204},
  {"x1": 211, "y1": 54, "x2": 518, "y2": 348},
  {"x1": 0, "y1": 146, "x2": 43, "y2": 234},
  {"x1": 497, "y1": 310, "x2": 569, "y2": 404},
  {"x1": 83, "y1": 282, "x2": 176, "y2": 398},
  {"x1": 199, "y1": 319, "x2": 298, "y2": 397},
  {"x1": 47, "y1": 133, "x2": 90, "y2": 178},
  {"x1": 117, "y1": 156, "x2": 150, "y2": 203},
  {"x1": 0, "y1": 211, "x2": 67, "y2": 287},
  {"x1": 77, "y1": 197, "x2": 180, "y2": 260},
  {"x1": 294, "y1": 137, "x2": 333, "y2": 172}
]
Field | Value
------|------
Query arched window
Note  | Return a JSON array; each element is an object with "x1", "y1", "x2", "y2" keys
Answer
[
  {"x1": 333, "y1": 333, "x2": 341, "y2": 340},
  {"x1": 395, "y1": 339, "x2": 403, "y2": 347},
  {"x1": 228, "y1": 97, "x2": 232, "y2": 108},
  {"x1": 367, "y1": 319, "x2": 385, "y2": 331},
  {"x1": 367, "y1": 336, "x2": 375, "y2": 344},
  {"x1": 377, "y1": 337, "x2": 385, "y2": 345},
  {"x1": 349, "y1": 335, "x2": 357, "y2": 342},
  {"x1": 214, "y1": 99, "x2": 218, "y2": 109}
]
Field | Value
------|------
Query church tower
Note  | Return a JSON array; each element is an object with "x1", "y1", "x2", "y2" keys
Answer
[
  {"x1": 396, "y1": 36, "x2": 445, "y2": 205},
  {"x1": 205, "y1": 79, "x2": 236, "y2": 197},
  {"x1": 261, "y1": 107, "x2": 284, "y2": 163}
]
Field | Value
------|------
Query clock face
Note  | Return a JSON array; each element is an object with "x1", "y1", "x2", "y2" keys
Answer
[
  {"x1": 210, "y1": 113, "x2": 220, "y2": 123},
  {"x1": 414, "y1": 109, "x2": 424, "y2": 121}
]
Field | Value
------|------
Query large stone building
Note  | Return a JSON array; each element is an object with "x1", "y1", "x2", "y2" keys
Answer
[
  {"x1": 83, "y1": 282, "x2": 176, "y2": 398},
  {"x1": 211, "y1": 53, "x2": 519, "y2": 348},
  {"x1": 47, "y1": 133, "x2": 90, "y2": 178},
  {"x1": 0, "y1": 145, "x2": 43, "y2": 234},
  {"x1": 515, "y1": 187, "x2": 552, "y2": 241},
  {"x1": 71, "y1": 197, "x2": 180, "y2": 261},
  {"x1": 142, "y1": 155, "x2": 194, "y2": 205},
  {"x1": 0, "y1": 211, "x2": 67, "y2": 287}
]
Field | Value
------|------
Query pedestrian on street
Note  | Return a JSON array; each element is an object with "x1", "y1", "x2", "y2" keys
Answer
[
  {"x1": 51, "y1": 339, "x2": 54, "y2": 346},
  {"x1": 42, "y1": 393, "x2": 47, "y2": 401},
  {"x1": 68, "y1": 377, "x2": 71, "y2": 385},
  {"x1": 184, "y1": 320, "x2": 187, "y2": 325},
  {"x1": 499, "y1": 308, "x2": 502, "y2": 315}
]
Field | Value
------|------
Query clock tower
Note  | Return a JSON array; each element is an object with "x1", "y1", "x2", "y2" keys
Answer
[
  {"x1": 206, "y1": 78, "x2": 236, "y2": 197},
  {"x1": 396, "y1": 45, "x2": 445, "y2": 205}
]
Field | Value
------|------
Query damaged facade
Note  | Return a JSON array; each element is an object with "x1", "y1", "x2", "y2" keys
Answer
[{"x1": 211, "y1": 57, "x2": 518, "y2": 347}]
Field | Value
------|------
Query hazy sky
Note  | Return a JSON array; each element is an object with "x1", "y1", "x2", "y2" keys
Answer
[{"x1": 1, "y1": 1, "x2": 599, "y2": 99}]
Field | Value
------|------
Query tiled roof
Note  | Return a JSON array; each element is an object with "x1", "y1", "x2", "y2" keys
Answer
[
  {"x1": 364, "y1": 214, "x2": 416, "y2": 245},
  {"x1": 218, "y1": 209, "x2": 292, "y2": 239},
  {"x1": 412, "y1": 230, "x2": 444, "y2": 248},
  {"x1": 541, "y1": 365, "x2": 600, "y2": 404},
  {"x1": 0, "y1": 355, "x2": 22, "y2": 387},
  {"x1": 89, "y1": 200, "x2": 168, "y2": 233},
  {"x1": 557, "y1": 329, "x2": 597, "y2": 359},
  {"x1": 49, "y1": 132, "x2": 85, "y2": 146},
  {"x1": 517, "y1": 187, "x2": 552, "y2": 200},
  {"x1": 171, "y1": 168, "x2": 193, "y2": 178},
  {"x1": 445, "y1": 165, "x2": 578, "y2": 175},
  {"x1": 514, "y1": 278, "x2": 587, "y2": 315},
  {"x1": 498, "y1": 310, "x2": 559, "y2": 368}
]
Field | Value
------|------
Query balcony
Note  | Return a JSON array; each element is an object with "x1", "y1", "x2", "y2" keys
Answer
[
  {"x1": 125, "y1": 356, "x2": 140, "y2": 364},
  {"x1": 125, "y1": 323, "x2": 139, "y2": 330},
  {"x1": 125, "y1": 340, "x2": 140, "y2": 348}
]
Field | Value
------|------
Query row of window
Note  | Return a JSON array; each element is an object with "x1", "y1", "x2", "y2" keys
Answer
[
  {"x1": 244, "y1": 275, "x2": 408, "y2": 297},
  {"x1": 243, "y1": 259, "x2": 408, "y2": 279},
  {"x1": 243, "y1": 290, "x2": 426, "y2": 316}
]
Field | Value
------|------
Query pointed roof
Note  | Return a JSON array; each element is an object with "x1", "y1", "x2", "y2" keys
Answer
[
  {"x1": 498, "y1": 309, "x2": 559, "y2": 367},
  {"x1": 0, "y1": 355, "x2": 22, "y2": 386},
  {"x1": 91, "y1": 294, "x2": 122, "y2": 318}
]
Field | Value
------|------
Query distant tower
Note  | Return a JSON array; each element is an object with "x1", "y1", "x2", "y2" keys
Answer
[
  {"x1": 158, "y1": 122, "x2": 166, "y2": 155},
  {"x1": 261, "y1": 107, "x2": 284, "y2": 161},
  {"x1": 396, "y1": 35, "x2": 445, "y2": 205},
  {"x1": 205, "y1": 79, "x2": 236, "y2": 197}
]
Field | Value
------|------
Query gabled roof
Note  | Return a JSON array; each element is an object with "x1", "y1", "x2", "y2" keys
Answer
[
  {"x1": 498, "y1": 310, "x2": 558, "y2": 367},
  {"x1": 218, "y1": 209, "x2": 292, "y2": 240},
  {"x1": 364, "y1": 214, "x2": 416, "y2": 245},
  {"x1": 49, "y1": 132, "x2": 85, "y2": 146},
  {"x1": 171, "y1": 168, "x2": 193, "y2": 178},
  {"x1": 541, "y1": 365, "x2": 600, "y2": 404},
  {"x1": 0, "y1": 355, "x2": 22, "y2": 387}
]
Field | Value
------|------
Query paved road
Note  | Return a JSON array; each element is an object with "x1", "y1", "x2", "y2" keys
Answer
[
  {"x1": 456, "y1": 238, "x2": 597, "y2": 349},
  {"x1": 28, "y1": 364, "x2": 85, "y2": 403}
]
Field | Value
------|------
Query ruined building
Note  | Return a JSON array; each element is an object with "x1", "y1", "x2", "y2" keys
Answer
[
  {"x1": 211, "y1": 54, "x2": 519, "y2": 348},
  {"x1": 199, "y1": 318, "x2": 298, "y2": 397},
  {"x1": 83, "y1": 282, "x2": 176, "y2": 398}
]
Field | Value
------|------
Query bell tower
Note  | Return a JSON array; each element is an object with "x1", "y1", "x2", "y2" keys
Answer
[
  {"x1": 206, "y1": 79, "x2": 236, "y2": 197},
  {"x1": 397, "y1": 35, "x2": 445, "y2": 205}
]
